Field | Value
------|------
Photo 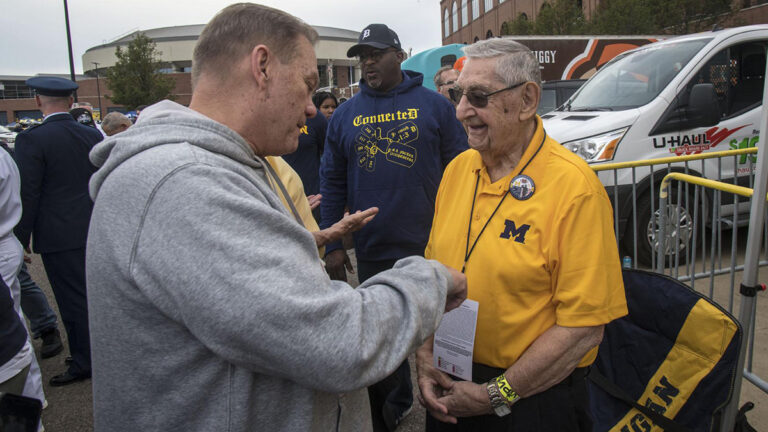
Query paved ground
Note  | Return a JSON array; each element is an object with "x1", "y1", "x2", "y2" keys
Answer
[{"x1": 22, "y1": 239, "x2": 768, "y2": 431}]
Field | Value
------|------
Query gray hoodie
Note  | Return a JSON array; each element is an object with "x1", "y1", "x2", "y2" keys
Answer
[{"x1": 86, "y1": 101, "x2": 451, "y2": 432}]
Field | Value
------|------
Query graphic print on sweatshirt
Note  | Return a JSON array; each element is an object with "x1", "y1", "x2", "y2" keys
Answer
[{"x1": 352, "y1": 109, "x2": 420, "y2": 172}]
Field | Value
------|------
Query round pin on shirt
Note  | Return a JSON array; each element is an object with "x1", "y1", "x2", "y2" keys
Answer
[{"x1": 509, "y1": 174, "x2": 535, "y2": 200}]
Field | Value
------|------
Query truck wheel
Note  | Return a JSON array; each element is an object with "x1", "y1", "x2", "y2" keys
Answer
[{"x1": 626, "y1": 189, "x2": 698, "y2": 267}]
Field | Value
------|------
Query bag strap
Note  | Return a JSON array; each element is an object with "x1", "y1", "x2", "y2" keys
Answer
[{"x1": 588, "y1": 369, "x2": 691, "y2": 432}]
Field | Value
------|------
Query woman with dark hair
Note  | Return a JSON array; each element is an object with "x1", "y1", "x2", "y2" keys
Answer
[{"x1": 312, "y1": 91, "x2": 338, "y2": 120}]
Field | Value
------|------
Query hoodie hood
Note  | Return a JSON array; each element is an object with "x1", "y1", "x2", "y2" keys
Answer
[
  {"x1": 359, "y1": 70, "x2": 424, "y2": 98},
  {"x1": 89, "y1": 100, "x2": 262, "y2": 199}
]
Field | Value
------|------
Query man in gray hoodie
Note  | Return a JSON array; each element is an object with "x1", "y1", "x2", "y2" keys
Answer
[{"x1": 85, "y1": 3, "x2": 467, "y2": 432}]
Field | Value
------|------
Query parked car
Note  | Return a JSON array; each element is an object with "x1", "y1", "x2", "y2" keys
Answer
[{"x1": 0, "y1": 125, "x2": 17, "y2": 149}]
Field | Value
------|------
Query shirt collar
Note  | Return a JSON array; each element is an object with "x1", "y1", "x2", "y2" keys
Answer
[
  {"x1": 43, "y1": 112, "x2": 70, "y2": 121},
  {"x1": 469, "y1": 115, "x2": 546, "y2": 194}
]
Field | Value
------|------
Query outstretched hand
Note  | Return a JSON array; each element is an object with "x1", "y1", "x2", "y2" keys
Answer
[{"x1": 313, "y1": 207, "x2": 378, "y2": 248}]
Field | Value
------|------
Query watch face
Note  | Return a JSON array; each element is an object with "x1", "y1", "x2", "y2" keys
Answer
[{"x1": 493, "y1": 402, "x2": 511, "y2": 417}]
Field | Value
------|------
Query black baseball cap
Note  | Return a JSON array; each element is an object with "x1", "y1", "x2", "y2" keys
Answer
[{"x1": 346, "y1": 24, "x2": 402, "y2": 58}]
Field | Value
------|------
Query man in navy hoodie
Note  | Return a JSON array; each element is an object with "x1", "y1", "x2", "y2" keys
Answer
[{"x1": 320, "y1": 23, "x2": 468, "y2": 432}]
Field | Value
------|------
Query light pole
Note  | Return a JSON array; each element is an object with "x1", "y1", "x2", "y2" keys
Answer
[
  {"x1": 92, "y1": 62, "x2": 103, "y2": 120},
  {"x1": 63, "y1": 0, "x2": 78, "y2": 102}
]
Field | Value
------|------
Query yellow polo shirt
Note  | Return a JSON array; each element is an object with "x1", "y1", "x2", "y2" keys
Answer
[
  {"x1": 425, "y1": 119, "x2": 627, "y2": 369},
  {"x1": 265, "y1": 156, "x2": 323, "y2": 256}
]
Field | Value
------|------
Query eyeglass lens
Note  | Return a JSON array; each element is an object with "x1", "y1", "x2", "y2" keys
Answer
[{"x1": 449, "y1": 88, "x2": 490, "y2": 108}]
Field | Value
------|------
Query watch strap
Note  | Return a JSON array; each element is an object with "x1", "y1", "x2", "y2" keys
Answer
[{"x1": 486, "y1": 380, "x2": 511, "y2": 417}]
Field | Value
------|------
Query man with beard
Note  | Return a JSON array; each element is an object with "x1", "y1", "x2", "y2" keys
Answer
[{"x1": 320, "y1": 23, "x2": 468, "y2": 432}]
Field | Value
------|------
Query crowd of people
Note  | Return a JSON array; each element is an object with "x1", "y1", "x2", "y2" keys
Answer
[{"x1": 0, "y1": 3, "x2": 627, "y2": 431}]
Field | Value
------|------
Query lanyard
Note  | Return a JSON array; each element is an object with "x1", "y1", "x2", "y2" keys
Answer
[{"x1": 461, "y1": 131, "x2": 547, "y2": 273}]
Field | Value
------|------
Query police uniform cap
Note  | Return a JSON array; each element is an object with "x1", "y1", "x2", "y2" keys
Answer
[{"x1": 26, "y1": 76, "x2": 78, "y2": 97}]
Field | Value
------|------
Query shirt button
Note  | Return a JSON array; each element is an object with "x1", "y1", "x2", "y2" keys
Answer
[{"x1": 474, "y1": 214, "x2": 481, "y2": 220}]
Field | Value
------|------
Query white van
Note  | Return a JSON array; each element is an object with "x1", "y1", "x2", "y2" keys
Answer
[{"x1": 542, "y1": 25, "x2": 767, "y2": 265}]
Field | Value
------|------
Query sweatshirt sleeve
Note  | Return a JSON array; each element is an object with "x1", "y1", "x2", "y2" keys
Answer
[
  {"x1": 318, "y1": 117, "x2": 348, "y2": 255},
  {"x1": 437, "y1": 101, "x2": 468, "y2": 169},
  {"x1": 130, "y1": 163, "x2": 450, "y2": 392},
  {"x1": 12, "y1": 133, "x2": 42, "y2": 250}
]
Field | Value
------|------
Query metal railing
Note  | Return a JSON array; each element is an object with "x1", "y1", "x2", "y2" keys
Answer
[{"x1": 592, "y1": 147, "x2": 759, "y2": 272}]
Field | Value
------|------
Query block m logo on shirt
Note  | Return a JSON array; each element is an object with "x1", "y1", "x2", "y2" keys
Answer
[{"x1": 500, "y1": 220, "x2": 530, "y2": 244}]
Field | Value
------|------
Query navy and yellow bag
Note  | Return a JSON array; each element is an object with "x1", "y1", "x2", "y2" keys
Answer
[{"x1": 588, "y1": 269, "x2": 742, "y2": 432}]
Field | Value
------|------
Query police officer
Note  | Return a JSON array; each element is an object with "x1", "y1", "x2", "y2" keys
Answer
[{"x1": 14, "y1": 76, "x2": 102, "y2": 386}]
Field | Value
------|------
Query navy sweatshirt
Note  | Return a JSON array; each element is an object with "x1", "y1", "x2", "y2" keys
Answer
[
  {"x1": 320, "y1": 70, "x2": 468, "y2": 261},
  {"x1": 283, "y1": 112, "x2": 327, "y2": 197}
]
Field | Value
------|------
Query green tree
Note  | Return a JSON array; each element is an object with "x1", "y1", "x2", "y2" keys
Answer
[
  {"x1": 649, "y1": 0, "x2": 734, "y2": 34},
  {"x1": 589, "y1": 0, "x2": 657, "y2": 35},
  {"x1": 508, "y1": 13, "x2": 533, "y2": 35},
  {"x1": 105, "y1": 33, "x2": 175, "y2": 109},
  {"x1": 534, "y1": 0, "x2": 586, "y2": 35}
]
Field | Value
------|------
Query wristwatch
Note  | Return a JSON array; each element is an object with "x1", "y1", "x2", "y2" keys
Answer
[{"x1": 486, "y1": 380, "x2": 511, "y2": 417}]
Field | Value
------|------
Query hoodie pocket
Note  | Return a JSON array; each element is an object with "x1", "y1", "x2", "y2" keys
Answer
[{"x1": 351, "y1": 184, "x2": 434, "y2": 257}]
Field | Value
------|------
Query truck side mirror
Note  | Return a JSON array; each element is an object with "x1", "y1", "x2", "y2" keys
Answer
[{"x1": 687, "y1": 83, "x2": 720, "y2": 128}]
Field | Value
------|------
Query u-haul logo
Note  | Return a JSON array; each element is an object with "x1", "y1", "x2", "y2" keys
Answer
[{"x1": 652, "y1": 125, "x2": 749, "y2": 156}]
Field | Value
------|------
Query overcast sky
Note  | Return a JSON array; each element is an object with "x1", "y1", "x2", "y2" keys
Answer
[{"x1": 0, "y1": 0, "x2": 443, "y2": 76}]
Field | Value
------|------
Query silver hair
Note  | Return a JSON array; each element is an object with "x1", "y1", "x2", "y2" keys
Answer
[
  {"x1": 433, "y1": 65, "x2": 456, "y2": 87},
  {"x1": 463, "y1": 38, "x2": 541, "y2": 88}
]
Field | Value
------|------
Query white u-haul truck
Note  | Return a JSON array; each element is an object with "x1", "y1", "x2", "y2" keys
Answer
[{"x1": 543, "y1": 25, "x2": 768, "y2": 265}]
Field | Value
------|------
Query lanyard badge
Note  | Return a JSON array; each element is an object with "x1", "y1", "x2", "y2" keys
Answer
[{"x1": 509, "y1": 175, "x2": 535, "y2": 201}]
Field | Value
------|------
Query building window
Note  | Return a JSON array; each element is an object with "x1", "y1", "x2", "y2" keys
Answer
[
  {"x1": 499, "y1": 0, "x2": 505, "y2": 3},
  {"x1": 472, "y1": 0, "x2": 480, "y2": 20},
  {"x1": 461, "y1": 0, "x2": 468, "y2": 27},
  {"x1": 444, "y1": 8, "x2": 450, "y2": 35},
  {"x1": 485, "y1": 0, "x2": 493, "y2": 13},
  {"x1": 452, "y1": 2, "x2": 459, "y2": 33},
  {"x1": 441, "y1": 55, "x2": 458, "y2": 67}
]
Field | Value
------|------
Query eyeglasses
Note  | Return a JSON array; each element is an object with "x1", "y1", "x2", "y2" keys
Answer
[
  {"x1": 357, "y1": 48, "x2": 397, "y2": 63},
  {"x1": 437, "y1": 80, "x2": 456, "y2": 88},
  {"x1": 448, "y1": 81, "x2": 527, "y2": 108}
]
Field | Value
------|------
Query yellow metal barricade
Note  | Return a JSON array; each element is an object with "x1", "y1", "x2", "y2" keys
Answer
[{"x1": 590, "y1": 147, "x2": 759, "y2": 272}]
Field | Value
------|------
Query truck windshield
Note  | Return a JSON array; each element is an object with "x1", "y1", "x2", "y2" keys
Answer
[{"x1": 564, "y1": 38, "x2": 711, "y2": 111}]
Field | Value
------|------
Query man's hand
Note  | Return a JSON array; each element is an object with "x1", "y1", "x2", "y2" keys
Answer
[
  {"x1": 314, "y1": 208, "x2": 378, "y2": 248},
  {"x1": 324, "y1": 249, "x2": 352, "y2": 281},
  {"x1": 416, "y1": 339, "x2": 457, "y2": 424},
  {"x1": 23, "y1": 255, "x2": 32, "y2": 264},
  {"x1": 437, "y1": 381, "x2": 493, "y2": 418},
  {"x1": 307, "y1": 194, "x2": 322, "y2": 210},
  {"x1": 443, "y1": 266, "x2": 467, "y2": 313}
]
